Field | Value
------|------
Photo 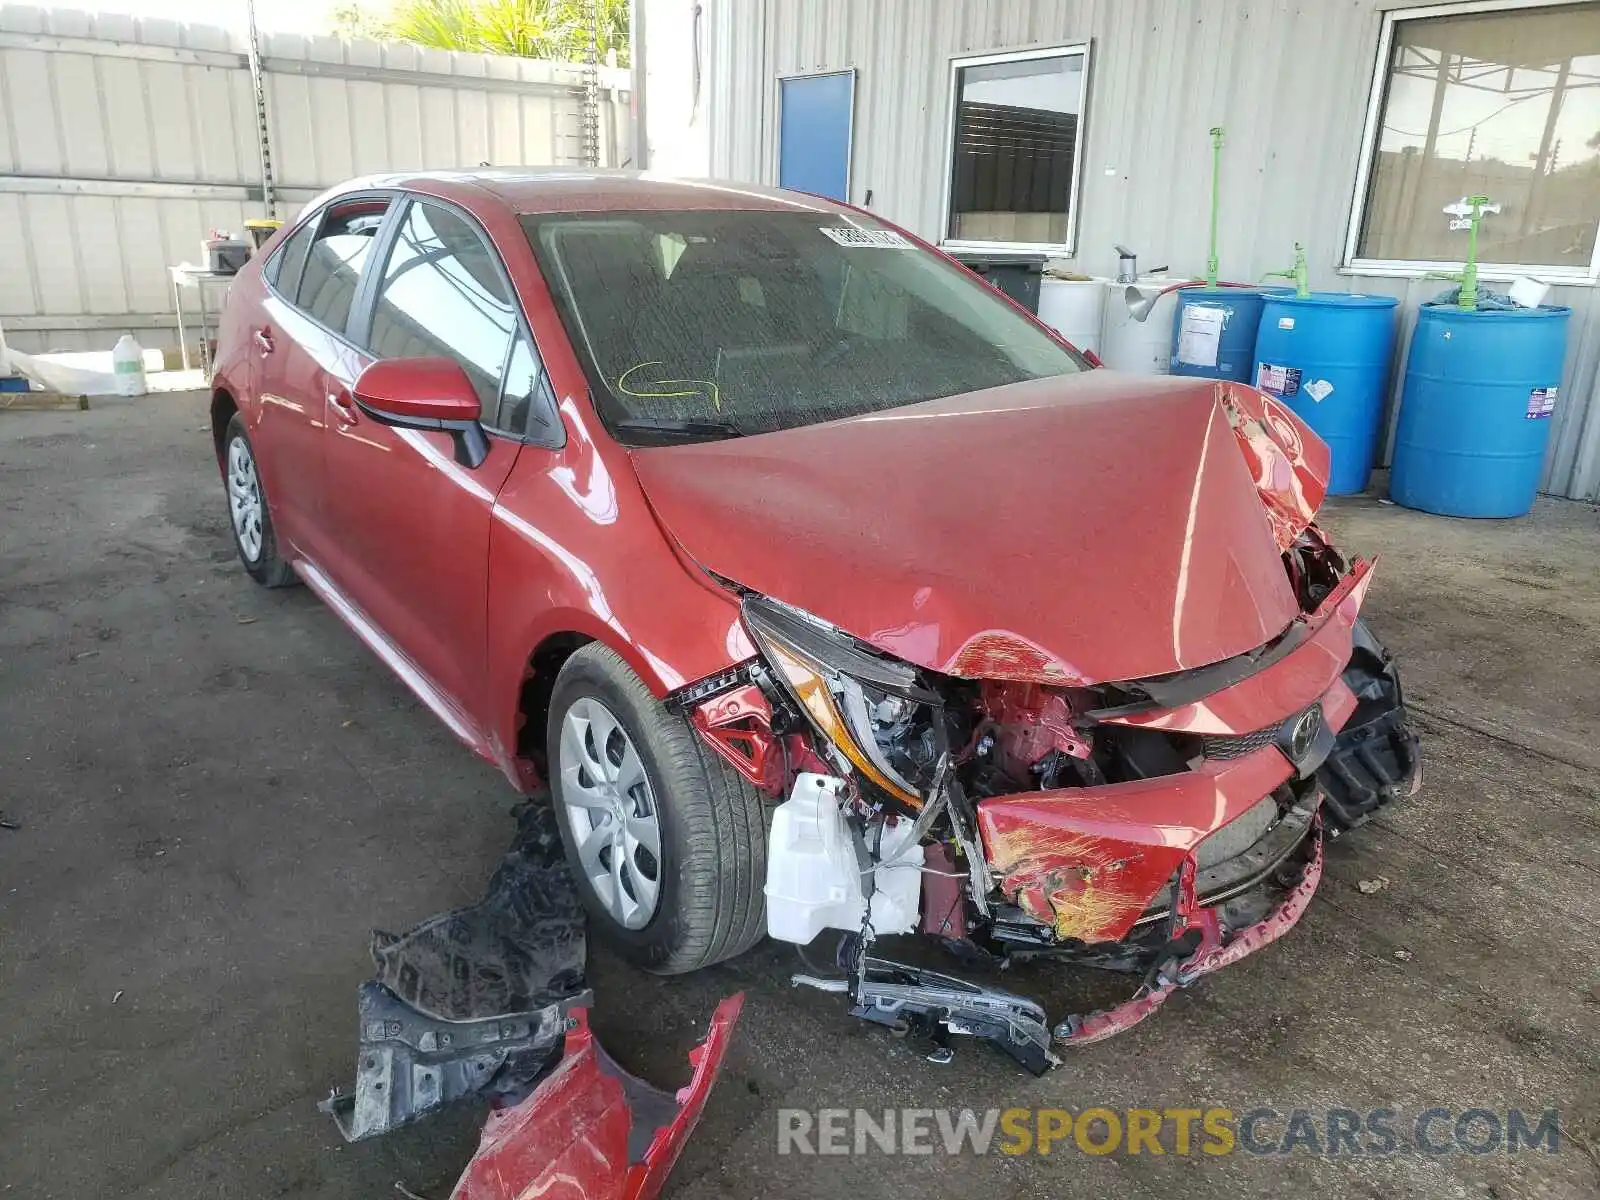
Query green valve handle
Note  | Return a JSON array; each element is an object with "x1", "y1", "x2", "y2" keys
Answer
[
  {"x1": 1263, "y1": 242, "x2": 1311, "y2": 299},
  {"x1": 1435, "y1": 196, "x2": 1501, "y2": 311}
]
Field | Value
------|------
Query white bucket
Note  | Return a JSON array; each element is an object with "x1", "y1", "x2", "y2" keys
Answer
[
  {"x1": 1037, "y1": 277, "x2": 1106, "y2": 357},
  {"x1": 1099, "y1": 279, "x2": 1176, "y2": 374}
]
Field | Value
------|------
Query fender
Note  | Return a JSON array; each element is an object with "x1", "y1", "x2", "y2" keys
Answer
[{"x1": 484, "y1": 400, "x2": 756, "y2": 790}]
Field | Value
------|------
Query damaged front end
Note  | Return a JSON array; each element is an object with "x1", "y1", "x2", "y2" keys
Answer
[{"x1": 686, "y1": 526, "x2": 1418, "y2": 1071}]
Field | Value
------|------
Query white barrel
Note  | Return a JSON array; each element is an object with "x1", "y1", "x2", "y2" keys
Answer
[
  {"x1": 1099, "y1": 279, "x2": 1176, "y2": 374},
  {"x1": 1037, "y1": 277, "x2": 1106, "y2": 356}
]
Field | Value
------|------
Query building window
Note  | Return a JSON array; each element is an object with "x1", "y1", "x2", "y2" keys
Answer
[
  {"x1": 943, "y1": 45, "x2": 1090, "y2": 253},
  {"x1": 1349, "y1": 0, "x2": 1600, "y2": 277}
]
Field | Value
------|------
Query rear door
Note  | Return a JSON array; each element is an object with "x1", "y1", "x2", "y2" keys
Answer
[
  {"x1": 326, "y1": 195, "x2": 535, "y2": 717},
  {"x1": 253, "y1": 194, "x2": 394, "y2": 566}
]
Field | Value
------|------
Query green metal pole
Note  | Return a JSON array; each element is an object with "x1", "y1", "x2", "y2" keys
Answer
[
  {"x1": 1207, "y1": 127, "x2": 1224, "y2": 290},
  {"x1": 1460, "y1": 195, "x2": 1487, "y2": 312}
]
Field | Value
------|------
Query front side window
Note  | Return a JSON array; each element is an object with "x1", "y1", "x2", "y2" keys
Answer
[
  {"x1": 498, "y1": 332, "x2": 559, "y2": 440},
  {"x1": 295, "y1": 199, "x2": 390, "y2": 335},
  {"x1": 367, "y1": 200, "x2": 519, "y2": 419},
  {"x1": 1352, "y1": 1, "x2": 1600, "y2": 274},
  {"x1": 944, "y1": 46, "x2": 1090, "y2": 252},
  {"x1": 525, "y1": 209, "x2": 1085, "y2": 444}
]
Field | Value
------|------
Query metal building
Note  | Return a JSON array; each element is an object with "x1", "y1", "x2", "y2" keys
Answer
[
  {"x1": 0, "y1": 5, "x2": 631, "y2": 356},
  {"x1": 637, "y1": 0, "x2": 1600, "y2": 500}
]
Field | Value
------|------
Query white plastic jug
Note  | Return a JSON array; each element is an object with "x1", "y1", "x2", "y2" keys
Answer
[{"x1": 112, "y1": 334, "x2": 147, "y2": 397}]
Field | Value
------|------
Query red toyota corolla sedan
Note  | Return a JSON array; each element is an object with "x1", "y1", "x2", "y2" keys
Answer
[{"x1": 212, "y1": 170, "x2": 1418, "y2": 1068}]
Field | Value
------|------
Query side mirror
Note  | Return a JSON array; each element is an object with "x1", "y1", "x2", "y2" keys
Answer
[{"x1": 353, "y1": 357, "x2": 489, "y2": 468}]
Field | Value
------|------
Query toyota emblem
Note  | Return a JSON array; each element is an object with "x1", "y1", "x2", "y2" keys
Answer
[{"x1": 1290, "y1": 707, "x2": 1322, "y2": 758}]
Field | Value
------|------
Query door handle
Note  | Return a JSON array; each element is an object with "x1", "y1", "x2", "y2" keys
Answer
[
  {"x1": 252, "y1": 327, "x2": 274, "y2": 355},
  {"x1": 328, "y1": 389, "x2": 358, "y2": 427}
]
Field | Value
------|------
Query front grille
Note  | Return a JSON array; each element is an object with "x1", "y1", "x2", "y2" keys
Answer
[{"x1": 1202, "y1": 726, "x2": 1276, "y2": 760}]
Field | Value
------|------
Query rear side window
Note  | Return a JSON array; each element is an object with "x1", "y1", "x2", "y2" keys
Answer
[
  {"x1": 267, "y1": 218, "x2": 317, "y2": 300},
  {"x1": 296, "y1": 201, "x2": 390, "y2": 337},
  {"x1": 367, "y1": 200, "x2": 518, "y2": 420}
]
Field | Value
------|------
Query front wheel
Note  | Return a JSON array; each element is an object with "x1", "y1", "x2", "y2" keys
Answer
[{"x1": 547, "y1": 643, "x2": 768, "y2": 974}]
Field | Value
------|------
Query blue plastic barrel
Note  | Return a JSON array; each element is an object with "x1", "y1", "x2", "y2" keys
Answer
[
  {"x1": 1170, "y1": 288, "x2": 1270, "y2": 381},
  {"x1": 1252, "y1": 293, "x2": 1399, "y2": 495},
  {"x1": 1390, "y1": 304, "x2": 1571, "y2": 518}
]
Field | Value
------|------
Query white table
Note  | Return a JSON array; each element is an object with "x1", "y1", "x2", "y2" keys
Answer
[{"x1": 169, "y1": 265, "x2": 237, "y2": 376}]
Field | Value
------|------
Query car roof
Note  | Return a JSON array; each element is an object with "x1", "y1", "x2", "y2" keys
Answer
[{"x1": 334, "y1": 168, "x2": 848, "y2": 217}]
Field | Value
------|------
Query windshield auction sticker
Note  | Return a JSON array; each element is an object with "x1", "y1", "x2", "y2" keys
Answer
[{"x1": 819, "y1": 226, "x2": 913, "y2": 249}]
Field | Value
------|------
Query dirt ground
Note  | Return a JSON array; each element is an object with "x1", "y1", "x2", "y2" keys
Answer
[{"x1": 1, "y1": 390, "x2": 1597, "y2": 1199}]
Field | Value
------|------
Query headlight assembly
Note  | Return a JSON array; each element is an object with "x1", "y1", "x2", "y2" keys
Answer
[{"x1": 742, "y1": 595, "x2": 941, "y2": 809}]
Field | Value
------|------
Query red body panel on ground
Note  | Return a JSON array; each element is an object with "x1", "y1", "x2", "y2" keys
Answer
[{"x1": 450, "y1": 997, "x2": 744, "y2": 1200}]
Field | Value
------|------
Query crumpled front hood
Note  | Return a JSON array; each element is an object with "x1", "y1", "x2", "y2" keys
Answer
[{"x1": 630, "y1": 371, "x2": 1302, "y2": 685}]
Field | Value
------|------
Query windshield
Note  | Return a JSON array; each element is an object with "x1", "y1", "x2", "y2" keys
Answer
[{"x1": 522, "y1": 209, "x2": 1085, "y2": 443}]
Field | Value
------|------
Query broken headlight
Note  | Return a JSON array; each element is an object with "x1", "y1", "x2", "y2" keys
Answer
[{"x1": 742, "y1": 595, "x2": 941, "y2": 809}]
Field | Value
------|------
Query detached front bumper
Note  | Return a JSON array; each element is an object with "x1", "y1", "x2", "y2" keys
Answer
[
  {"x1": 1056, "y1": 818, "x2": 1325, "y2": 1044},
  {"x1": 451, "y1": 996, "x2": 744, "y2": 1200},
  {"x1": 975, "y1": 565, "x2": 1418, "y2": 952},
  {"x1": 975, "y1": 686, "x2": 1353, "y2": 949}
]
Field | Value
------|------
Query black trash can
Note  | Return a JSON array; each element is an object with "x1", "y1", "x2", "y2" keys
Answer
[{"x1": 950, "y1": 253, "x2": 1046, "y2": 315}]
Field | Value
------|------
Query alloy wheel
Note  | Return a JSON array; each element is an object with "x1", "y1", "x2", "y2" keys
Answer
[
  {"x1": 227, "y1": 436, "x2": 264, "y2": 563},
  {"x1": 558, "y1": 697, "x2": 663, "y2": 930}
]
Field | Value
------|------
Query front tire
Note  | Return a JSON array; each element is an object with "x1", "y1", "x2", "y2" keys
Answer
[
  {"x1": 547, "y1": 644, "x2": 767, "y2": 974},
  {"x1": 222, "y1": 414, "x2": 295, "y2": 588}
]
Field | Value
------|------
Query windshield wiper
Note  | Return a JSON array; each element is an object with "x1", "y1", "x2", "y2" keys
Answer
[{"x1": 612, "y1": 416, "x2": 744, "y2": 442}]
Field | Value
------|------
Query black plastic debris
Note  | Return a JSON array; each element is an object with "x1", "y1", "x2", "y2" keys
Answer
[
  {"x1": 321, "y1": 979, "x2": 588, "y2": 1141},
  {"x1": 321, "y1": 801, "x2": 590, "y2": 1141}
]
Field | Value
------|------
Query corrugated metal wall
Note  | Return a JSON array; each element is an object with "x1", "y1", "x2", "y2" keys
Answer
[
  {"x1": 0, "y1": 4, "x2": 631, "y2": 354},
  {"x1": 690, "y1": 0, "x2": 1600, "y2": 501}
]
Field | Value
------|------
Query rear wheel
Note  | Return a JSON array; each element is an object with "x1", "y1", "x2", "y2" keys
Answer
[
  {"x1": 223, "y1": 414, "x2": 295, "y2": 588},
  {"x1": 548, "y1": 643, "x2": 767, "y2": 974}
]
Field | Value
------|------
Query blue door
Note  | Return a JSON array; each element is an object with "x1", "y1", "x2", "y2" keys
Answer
[{"x1": 778, "y1": 71, "x2": 854, "y2": 201}]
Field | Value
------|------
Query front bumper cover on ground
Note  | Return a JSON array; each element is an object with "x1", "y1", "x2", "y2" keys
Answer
[{"x1": 451, "y1": 996, "x2": 744, "y2": 1200}]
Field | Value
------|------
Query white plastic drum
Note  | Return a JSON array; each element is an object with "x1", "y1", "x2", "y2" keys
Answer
[
  {"x1": 1037, "y1": 277, "x2": 1106, "y2": 357},
  {"x1": 1099, "y1": 280, "x2": 1176, "y2": 374}
]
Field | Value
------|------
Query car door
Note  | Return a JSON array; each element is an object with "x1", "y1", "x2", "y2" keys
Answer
[
  {"x1": 325, "y1": 195, "x2": 531, "y2": 720},
  {"x1": 251, "y1": 194, "x2": 394, "y2": 567}
]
